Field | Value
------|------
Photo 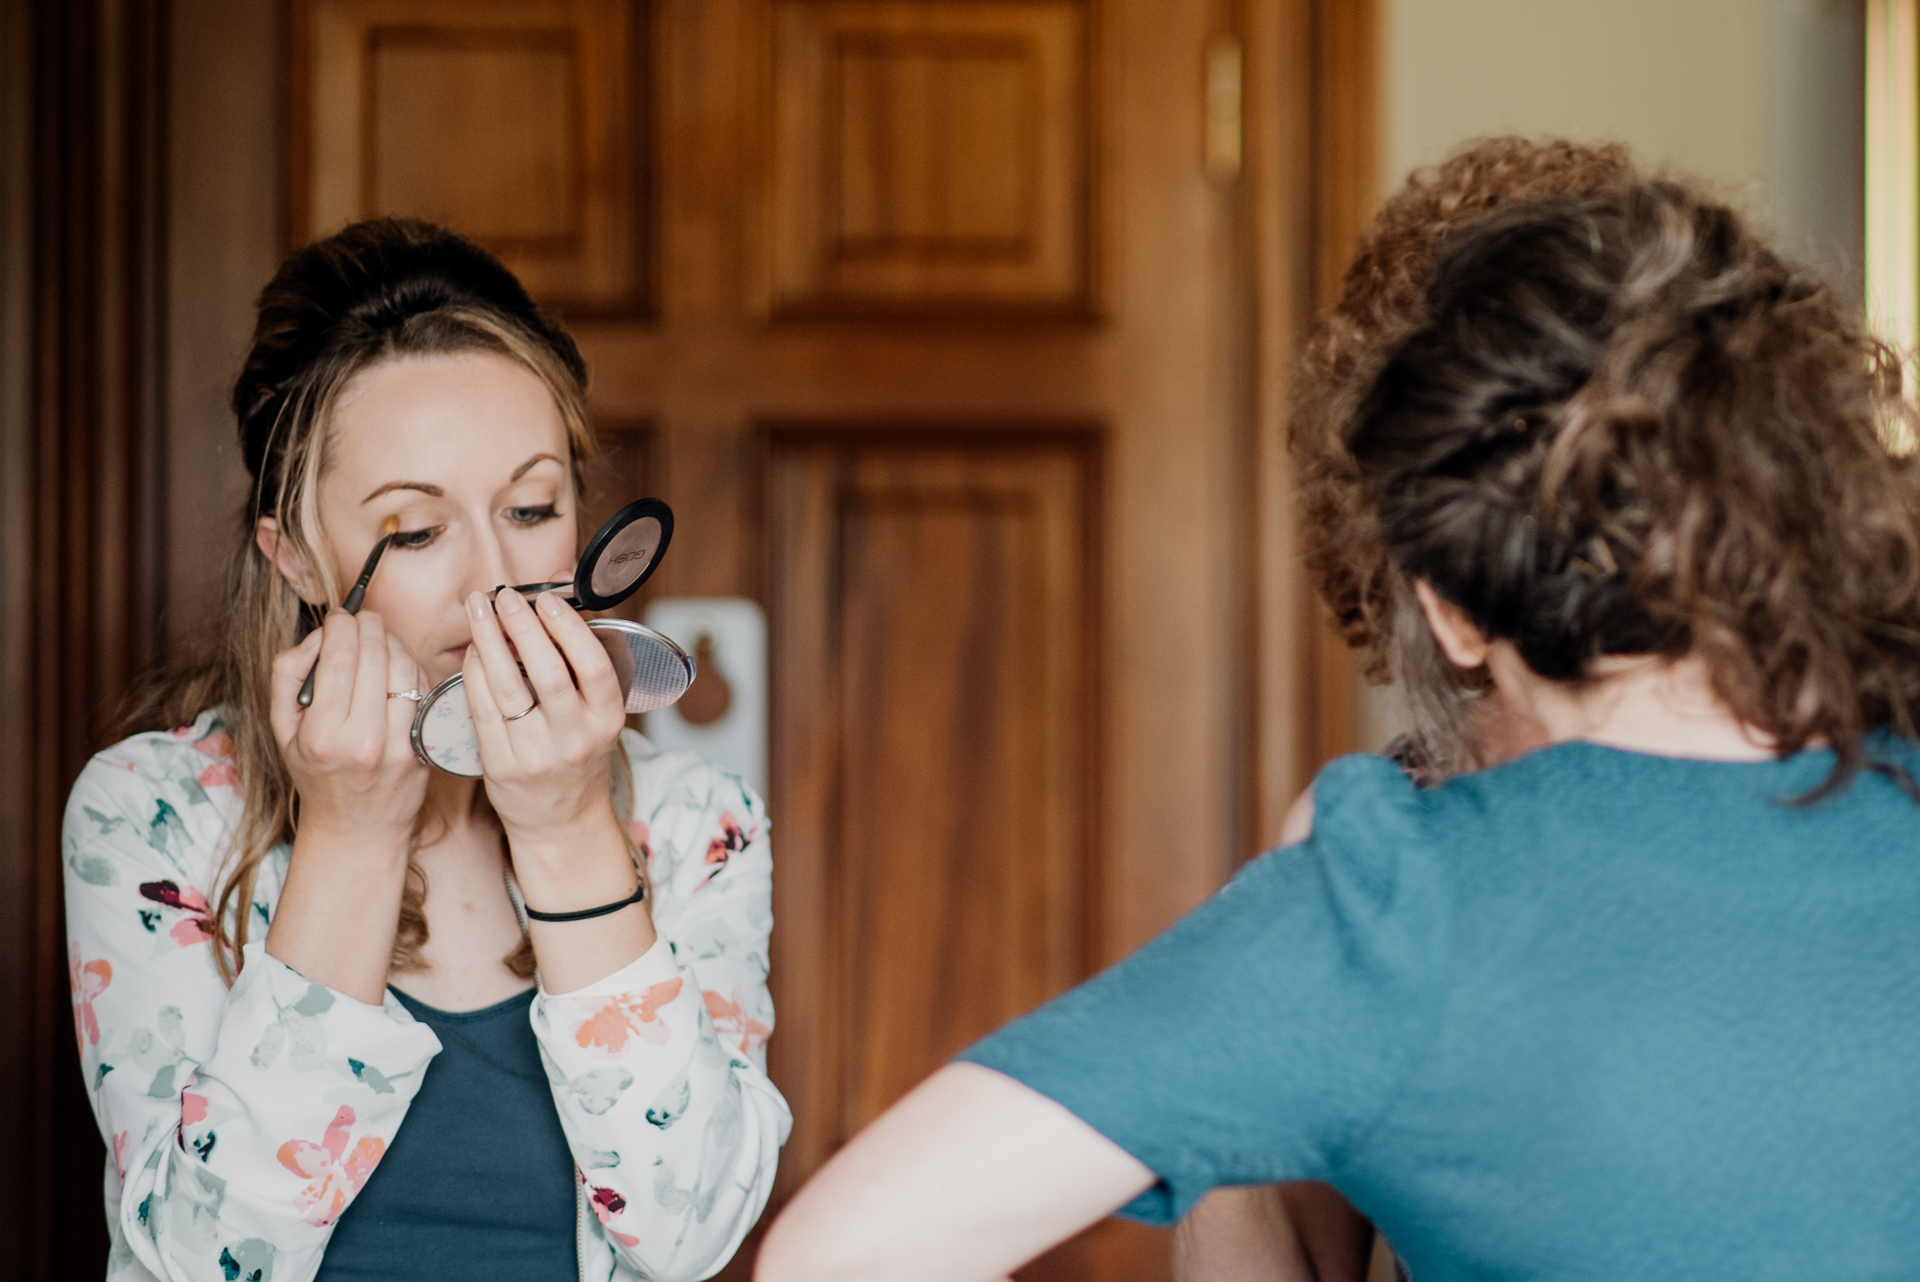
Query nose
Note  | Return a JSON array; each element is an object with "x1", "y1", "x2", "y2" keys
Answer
[{"x1": 460, "y1": 527, "x2": 515, "y2": 604}]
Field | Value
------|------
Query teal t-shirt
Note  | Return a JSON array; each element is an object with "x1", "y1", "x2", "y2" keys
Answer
[{"x1": 958, "y1": 739, "x2": 1920, "y2": 1280}]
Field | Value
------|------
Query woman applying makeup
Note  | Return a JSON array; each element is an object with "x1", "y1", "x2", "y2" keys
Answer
[{"x1": 63, "y1": 219, "x2": 787, "y2": 1282}]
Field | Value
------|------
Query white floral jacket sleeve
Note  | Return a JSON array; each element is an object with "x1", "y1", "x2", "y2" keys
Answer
[{"x1": 63, "y1": 712, "x2": 790, "y2": 1282}]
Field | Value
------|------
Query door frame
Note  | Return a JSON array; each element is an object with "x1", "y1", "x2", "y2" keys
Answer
[
  {"x1": 1248, "y1": 0, "x2": 1380, "y2": 848},
  {"x1": 0, "y1": 2, "x2": 171, "y2": 1278}
]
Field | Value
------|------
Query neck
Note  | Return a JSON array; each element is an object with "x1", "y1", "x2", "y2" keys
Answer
[
  {"x1": 421, "y1": 772, "x2": 492, "y2": 840},
  {"x1": 1488, "y1": 646, "x2": 1779, "y2": 761}
]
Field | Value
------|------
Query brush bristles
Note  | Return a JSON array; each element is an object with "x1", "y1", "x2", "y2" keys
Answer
[{"x1": 380, "y1": 515, "x2": 400, "y2": 536}]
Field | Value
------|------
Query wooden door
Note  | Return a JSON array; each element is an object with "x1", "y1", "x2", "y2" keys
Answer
[
  {"x1": 766, "y1": 428, "x2": 1100, "y2": 1174},
  {"x1": 252, "y1": 0, "x2": 1334, "y2": 1278}
]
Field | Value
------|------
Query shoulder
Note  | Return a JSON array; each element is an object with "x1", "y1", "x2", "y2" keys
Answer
[
  {"x1": 1299, "y1": 753, "x2": 1429, "y2": 863},
  {"x1": 1311, "y1": 750, "x2": 1422, "y2": 812},
  {"x1": 1306, "y1": 743, "x2": 1600, "y2": 872},
  {"x1": 68, "y1": 707, "x2": 239, "y2": 820},
  {"x1": 65, "y1": 708, "x2": 242, "y2": 888},
  {"x1": 1227, "y1": 751, "x2": 1450, "y2": 931}
]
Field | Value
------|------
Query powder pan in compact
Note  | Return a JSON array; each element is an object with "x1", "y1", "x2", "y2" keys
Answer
[
  {"x1": 492, "y1": 497, "x2": 672, "y2": 612},
  {"x1": 408, "y1": 498, "x2": 694, "y2": 776}
]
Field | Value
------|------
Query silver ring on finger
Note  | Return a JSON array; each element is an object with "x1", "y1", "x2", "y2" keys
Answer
[
  {"x1": 502, "y1": 696, "x2": 539, "y2": 722},
  {"x1": 387, "y1": 689, "x2": 423, "y2": 702}
]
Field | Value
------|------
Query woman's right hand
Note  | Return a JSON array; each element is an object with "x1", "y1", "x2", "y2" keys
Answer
[
  {"x1": 266, "y1": 610, "x2": 428, "y2": 1003},
  {"x1": 269, "y1": 609, "x2": 428, "y2": 841}
]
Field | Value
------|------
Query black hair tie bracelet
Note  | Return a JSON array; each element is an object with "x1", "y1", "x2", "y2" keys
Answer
[{"x1": 523, "y1": 881, "x2": 647, "y2": 923}]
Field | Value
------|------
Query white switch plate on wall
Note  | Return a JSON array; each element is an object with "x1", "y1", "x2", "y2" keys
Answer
[{"x1": 640, "y1": 597, "x2": 768, "y2": 798}]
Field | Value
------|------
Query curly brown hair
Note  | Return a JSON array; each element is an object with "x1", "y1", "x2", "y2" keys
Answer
[
  {"x1": 1350, "y1": 179, "x2": 1920, "y2": 798},
  {"x1": 1292, "y1": 138, "x2": 1638, "y2": 775}
]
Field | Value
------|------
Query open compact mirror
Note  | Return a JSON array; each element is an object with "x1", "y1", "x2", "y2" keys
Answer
[
  {"x1": 488, "y1": 496, "x2": 673, "y2": 610},
  {"x1": 409, "y1": 498, "x2": 696, "y2": 777}
]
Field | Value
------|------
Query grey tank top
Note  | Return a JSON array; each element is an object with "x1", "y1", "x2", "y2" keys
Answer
[{"x1": 315, "y1": 986, "x2": 577, "y2": 1281}]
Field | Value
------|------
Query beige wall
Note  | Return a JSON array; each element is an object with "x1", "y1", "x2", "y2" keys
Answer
[
  {"x1": 1354, "y1": 0, "x2": 1866, "y2": 751},
  {"x1": 1383, "y1": 0, "x2": 1862, "y2": 278}
]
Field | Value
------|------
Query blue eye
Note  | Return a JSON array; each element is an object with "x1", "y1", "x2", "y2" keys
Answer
[{"x1": 507, "y1": 504, "x2": 562, "y2": 526}]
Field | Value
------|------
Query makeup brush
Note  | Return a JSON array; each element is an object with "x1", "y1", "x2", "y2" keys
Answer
[{"x1": 296, "y1": 515, "x2": 401, "y2": 709}]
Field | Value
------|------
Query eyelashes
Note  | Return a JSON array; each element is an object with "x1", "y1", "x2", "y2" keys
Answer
[
  {"x1": 507, "y1": 504, "x2": 563, "y2": 527},
  {"x1": 387, "y1": 505, "x2": 565, "y2": 553},
  {"x1": 390, "y1": 526, "x2": 439, "y2": 550}
]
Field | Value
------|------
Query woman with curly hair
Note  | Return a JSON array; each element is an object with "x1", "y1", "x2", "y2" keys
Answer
[
  {"x1": 757, "y1": 176, "x2": 1920, "y2": 1281},
  {"x1": 1177, "y1": 136, "x2": 1640, "y2": 1282},
  {"x1": 1300, "y1": 135, "x2": 1639, "y2": 781}
]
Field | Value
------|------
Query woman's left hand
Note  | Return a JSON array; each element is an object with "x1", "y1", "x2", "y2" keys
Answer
[
  {"x1": 466, "y1": 587, "x2": 657, "y2": 992},
  {"x1": 462, "y1": 588, "x2": 627, "y2": 847}
]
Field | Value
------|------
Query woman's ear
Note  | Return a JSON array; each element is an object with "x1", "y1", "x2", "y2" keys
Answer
[
  {"x1": 254, "y1": 516, "x2": 324, "y2": 604},
  {"x1": 1413, "y1": 579, "x2": 1491, "y2": 669}
]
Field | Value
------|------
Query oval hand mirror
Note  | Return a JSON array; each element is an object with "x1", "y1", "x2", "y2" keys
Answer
[{"x1": 408, "y1": 498, "x2": 692, "y2": 776}]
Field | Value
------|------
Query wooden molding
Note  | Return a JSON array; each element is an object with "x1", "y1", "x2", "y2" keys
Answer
[
  {"x1": 1243, "y1": 0, "x2": 1379, "y2": 847},
  {"x1": 1297, "y1": 0, "x2": 1378, "y2": 783},
  {"x1": 1310, "y1": 0, "x2": 1379, "y2": 318},
  {"x1": 3, "y1": 1, "x2": 170, "y2": 1275},
  {"x1": 284, "y1": 0, "x2": 654, "y2": 317},
  {"x1": 756, "y1": 0, "x2": 1094, "y2": 318},
  {"x1": 761, "y1": 421, "x2": 1103, "y2": 1204}
]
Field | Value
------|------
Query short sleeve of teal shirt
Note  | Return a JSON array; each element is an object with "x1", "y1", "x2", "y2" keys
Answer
[{"x1": 957, "y1": 754, "x2": 1443, "y2": 1225}]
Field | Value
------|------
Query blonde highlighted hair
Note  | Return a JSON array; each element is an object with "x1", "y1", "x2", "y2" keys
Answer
[{"x1": 117, "y1": 219, "x2": 635, "y2": 983}]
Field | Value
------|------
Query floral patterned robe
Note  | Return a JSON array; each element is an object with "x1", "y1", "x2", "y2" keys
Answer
[{"x1": 63, "y1": 711, "x2": 790, "y2": 1282}]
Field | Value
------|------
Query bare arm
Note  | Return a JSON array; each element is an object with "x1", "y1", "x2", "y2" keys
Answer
[
  {"x1": 1172, "y1": 1181, "x2": 1375, "y2": 1282},
  {"x1": 1280, "y1": 783, "x2": 1315, "y2": 846},
  {"x1": 1174, "y1": 1186, "x2": 1318, "y2": 1282},
  {"x1": 757, "y1": 1063, "x2": 1155, "y2": 1282},
  {"x1": 265, "y1": 610, "x2": 427, "y2": 1004},
  {"x1": 1281, "y1": 1184, "x2": 1379, "y2": 1282}
]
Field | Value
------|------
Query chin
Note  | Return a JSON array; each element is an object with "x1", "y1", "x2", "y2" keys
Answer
[{"x1": 421, "y1": 654, "x2": 463, "y2": 687}]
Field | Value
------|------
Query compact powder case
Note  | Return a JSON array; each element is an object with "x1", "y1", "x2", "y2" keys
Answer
[{"x1": 409, "y1": 498, "x2": 695, "y2": 776}]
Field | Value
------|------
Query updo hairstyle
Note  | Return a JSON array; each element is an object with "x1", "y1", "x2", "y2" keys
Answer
[
  {"x1": 1350, "y1": 180, "x2": 1920, "y2": 796},
  {"x1": 127, "y1": 218, "x2": 619, "y2": 982},
  {"x1": 1291, "y1": 137, "x2": 1638, "y2": 778}
]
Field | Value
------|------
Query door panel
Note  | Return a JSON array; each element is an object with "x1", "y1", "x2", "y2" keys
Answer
[
  {"x1": 762, "y1": 0, "x2": 1091, "y2": 315},
  {"x1": 765, "y1": 428, "x2": 1109, "y2": 1279},
  {"x1": 768, "y1": 429, "x2": 1099, "y2": 1180},
  {"x1": 286, "y1": 0, "x2": 652, "y2": 315}
]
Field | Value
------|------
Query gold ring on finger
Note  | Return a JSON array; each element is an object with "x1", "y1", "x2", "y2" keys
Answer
[{"x1": 387, "y1": 689, "x2": 423, "y2": 702}]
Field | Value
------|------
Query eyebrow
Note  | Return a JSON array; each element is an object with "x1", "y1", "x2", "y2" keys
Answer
[
  {"x1": 510, "y1": 452, "x2": 566, "y2": 482},
  {"x1": 361, "y1": 480, "x2": 444, "y2": 504},
  {"x1": 359, "y1": 454, "x2": 566, "y2": 504}
]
